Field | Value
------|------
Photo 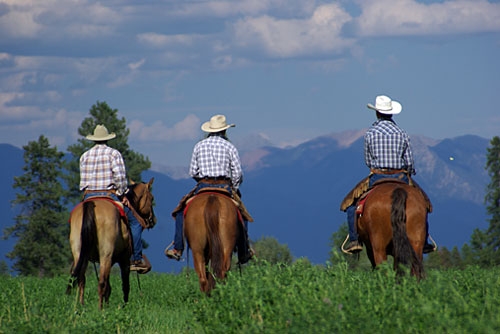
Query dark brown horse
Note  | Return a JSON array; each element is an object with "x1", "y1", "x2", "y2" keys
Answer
[
  {"x1": 184, "y1": 191, "x2": 241, "y2": 293},
  {"x1": 355, "y1": 181, "x2": 426, "y2": 279},
  {"x1": 66, "y1": 178, "x2": 156, "y2": 309}
]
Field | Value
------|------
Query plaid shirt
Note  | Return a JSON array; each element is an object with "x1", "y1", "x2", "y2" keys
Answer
[
  {"x1": 189, "y1": 134, "x2": 243, "y2": 189},
  {"x1": 364, "y1": 119, "x2": 415, "y2": 175},
  {"x1": 79, "y1": 144, "x2": 128, "y2": 195}
]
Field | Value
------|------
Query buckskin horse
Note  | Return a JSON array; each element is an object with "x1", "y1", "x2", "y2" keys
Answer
[
  {"x1": 353, "y1": 180, "x2": 427, "y2": 279},
  {"x1": 66, "y1": 178, "x2": 156, "y2": 309},
  {"x1": 183, "y1": 190, "x2": 242, "y2": 293}
]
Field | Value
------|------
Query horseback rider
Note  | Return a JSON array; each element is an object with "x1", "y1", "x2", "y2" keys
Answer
[
  {"x1": 341, "y1": 95, "x2": 436, "y2": 254},
  {"x1": 79, "y1": 124, "x2": 151, "y2": 273},
  {"x1": 165, "y1": 115, "x2": 254, "y2": 263}
]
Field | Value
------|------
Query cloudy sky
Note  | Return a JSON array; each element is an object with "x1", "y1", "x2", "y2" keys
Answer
[{"x1": 1, "y1": 0, "x2": 499, "y2": 167}]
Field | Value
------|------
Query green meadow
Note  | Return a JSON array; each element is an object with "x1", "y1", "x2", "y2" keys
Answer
[{"x1": 1, "y1": 261, "x2": 499, "y2": 333}]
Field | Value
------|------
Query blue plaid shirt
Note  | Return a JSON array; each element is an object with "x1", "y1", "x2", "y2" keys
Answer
[
  {"x1": 189, "y1": 134, "x2": 243, "y2": 189},
  {"x1": 364, "y1": 119, "x2": 415, "y2": 175}
]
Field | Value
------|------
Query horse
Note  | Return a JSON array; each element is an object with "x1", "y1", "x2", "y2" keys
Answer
[
  {"x1": 354, "y1": 180, "x2": 427, "y2": 279},
  {"x1": 66, "y1": 178, "x2": 156, "y2": 309},
  {"x1": 183, "y1": 191, "x2": 242, "y2": 293}
]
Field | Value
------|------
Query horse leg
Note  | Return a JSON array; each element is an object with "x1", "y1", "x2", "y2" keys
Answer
[
  {"x1": 75, "y1": 258, "x2": 89, "y2": 306},
  {"x1": 193, "y1": 252, "x2": 210, "y2": 293},
  {"x1": 119, "y1": 257, "x2": 130, "y2": 305},
  {"x1": 98, "y1": 258, "x2": 112, "y2": 310},
  {"x1": 372, "y1": 248, "x2": 388, "y2": 268},
  {"x1": 364, "y1": 246, "x2": 377, "y2": 269}
]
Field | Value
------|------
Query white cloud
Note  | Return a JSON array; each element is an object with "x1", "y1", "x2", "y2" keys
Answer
[
  {"x1": 129, "y1": 114, "x2": 201, "y2": 143},
  {"x1": 232, "y1": 4, "x2": 354, "y2": 58},
  {"x1": 137, "y1": 33, "x2": 199, "y2": 48},
  {"x1": 0, "y1": 1, "x2": 121, "y2": 39},
  {"x1": 355, "y1": 0, "x2": 500, "y2": 36}
]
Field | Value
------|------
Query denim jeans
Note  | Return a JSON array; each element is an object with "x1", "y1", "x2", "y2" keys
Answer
[
  {"x1": 83, "y1": 192, "x2": 143, "y2": 261},
  {"x1": 346, "y1": 172, "x2": 409, "y2": 241}
]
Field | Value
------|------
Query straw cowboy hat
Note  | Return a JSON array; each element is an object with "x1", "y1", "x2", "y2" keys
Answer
[
  {"x1": 86, "y1": 124, "x2": 116, "y2": 141},
  {"x1": 367, "y1": 95, "x2": 402, "y2": 115},
  {"x1": 201, "y1": 115, "x2": 235, "y2": 133}
]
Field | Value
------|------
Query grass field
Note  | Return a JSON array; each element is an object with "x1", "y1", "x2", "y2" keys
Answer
[{"x1": 1, "y1": 261, "x2": 499, "y2": 333}]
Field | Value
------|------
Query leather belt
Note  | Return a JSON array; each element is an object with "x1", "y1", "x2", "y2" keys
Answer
[
  {"x1": 84, "y1": 189, "x2": 117, "y2": 195},
  {"x1": 370, "y1": 168, "x2": 406, "y2": 175}
]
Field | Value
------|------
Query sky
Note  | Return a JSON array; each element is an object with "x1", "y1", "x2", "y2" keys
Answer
[{"x1": 1, "y1": 0, "x2": 499, "y2": 168}]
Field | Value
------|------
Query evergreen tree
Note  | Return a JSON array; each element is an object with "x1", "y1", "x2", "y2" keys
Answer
[
  {"x1": 469, "y1": 227, "x2": 494, "y2": 267},
  {"x1": 450, "y1": 246, "x2": 463, "y2": 269},
  {"x1": 65, "y1": 101, "x2": 151, "y2": 204},
  {"x1": 252, "y1": 236, "x2": 293, "y2": 265},
  {"x1": 485, "y1": 136, "x2": 500, "y2": 264},
  {"x1": 3, "y1": 136, "x2": 71, "y2": 277}
]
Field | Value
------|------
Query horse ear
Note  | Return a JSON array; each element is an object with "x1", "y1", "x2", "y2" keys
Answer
[
  {"x1": 129, "y1": 178, "x2": 135, "y2": 185},
  {"x1": 148, "y1": 177, "x2": 155, "y2": 187}
]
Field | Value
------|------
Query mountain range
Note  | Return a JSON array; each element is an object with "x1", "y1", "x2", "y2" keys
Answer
[{"x1": 0, "y1": 131, "x2": 492, "y2": 273}]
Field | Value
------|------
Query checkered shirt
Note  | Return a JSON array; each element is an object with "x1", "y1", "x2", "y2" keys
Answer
[
  {"x1": 364, "y1": 119, "x2": 415, "y2": 175},
  {"x1": 189, "y1": 134, "x2": 243, "y2": 189},
  {"x1": 79, "y1": 144, "x2": 128, "y2": 195}
]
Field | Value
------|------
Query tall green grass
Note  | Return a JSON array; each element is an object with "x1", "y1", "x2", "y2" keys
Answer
[{"x1": 1, "y1": 262, "x2": 499, "y2": 333}]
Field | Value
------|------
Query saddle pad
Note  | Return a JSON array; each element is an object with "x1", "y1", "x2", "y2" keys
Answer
[{"x1": 69, "y1": 197, "x2": 126, "y2": 222}]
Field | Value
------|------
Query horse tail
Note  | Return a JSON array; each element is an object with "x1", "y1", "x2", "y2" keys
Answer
[
  {"x1": 204, "y1": 195, "x2": 224, "y2": 278},
  {"x1": 391, "y1": 188, "x2": 423, "y2": 278},
  {"x1": 72, "y1": 201, "x2": 97, "y2": 278}
]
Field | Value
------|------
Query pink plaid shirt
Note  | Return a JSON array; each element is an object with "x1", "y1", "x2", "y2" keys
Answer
[{"x1": 79, "y1": 144, "x2": 128, "y2": 196}]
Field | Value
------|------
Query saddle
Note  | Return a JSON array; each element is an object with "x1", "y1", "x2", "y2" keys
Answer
[
  {"x1": 173, "y1": 183, "x2": 254, "y2": 222},
  {"x1": 354, "y1": 179, "x2": 406, "y2": 215},
  {"x1": 341, "y1": 176, "x2": 433, "y2": 213}
]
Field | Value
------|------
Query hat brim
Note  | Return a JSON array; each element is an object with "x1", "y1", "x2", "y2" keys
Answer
[
  {"x1": 201, "y1": 122, "x2": 235, "y2": 133},
  {"x1": 86, "y1": 133, "x2": 116, "y2": 141},
  {"x1": 367, "y1": 101, "x2": 402, "y2": 115}
]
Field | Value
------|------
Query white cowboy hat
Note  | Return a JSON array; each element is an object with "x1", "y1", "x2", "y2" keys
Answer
[
  {"x1": 86, "y1": 124, "x2": 116, "y2": 141},
  {"x1": 201, "y1": 114, "x2": 235, "y2": 133},
  {"x1": 367, "y1": 95, "x2": 402, "y2": 115}
]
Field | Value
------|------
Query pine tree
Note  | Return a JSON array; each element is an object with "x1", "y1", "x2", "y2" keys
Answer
[
  {"x1": 3, "y1": 136, "x2": 71, "y2": 277},
  {"x1": 65, "y1": 101, "x2": 151, "y2": 204},
  {"x1": 485, "y1": 136, "x2": 500, "y2": 264},
  {"x1": 252, "y1": 236, "x2": 293, "y2": 265}
]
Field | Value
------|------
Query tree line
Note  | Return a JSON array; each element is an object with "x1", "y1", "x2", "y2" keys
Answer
[{"x1": 1, "y1": 101, "x2": 499, "y2": 276}]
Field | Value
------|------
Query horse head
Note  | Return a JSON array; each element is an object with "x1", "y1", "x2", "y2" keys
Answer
[{"x1": 127, "y1": 177, "x2": 157, "y2": 229}]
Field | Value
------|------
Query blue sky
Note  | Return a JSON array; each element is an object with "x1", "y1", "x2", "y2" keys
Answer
[{"x1": 1, "y1": 0, "x2": 499, "y2": 168}]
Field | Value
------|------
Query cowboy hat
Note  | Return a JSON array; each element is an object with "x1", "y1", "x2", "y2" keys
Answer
[
  {"x1": 201, "y1": 114, "x2": 235, "y2": 133},
  {"x1": 86, "y1": 124, "x2": 116, "y2": 141},
  {"x1": 367, "y1": 95, "x2": 402, "y2": 115}
]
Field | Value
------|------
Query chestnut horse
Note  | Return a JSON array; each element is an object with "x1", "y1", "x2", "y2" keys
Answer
[
  {"x1": 356, "y1": 181, "x2": 426, "y2": 279},
  {"x1": 66, "y1": 178, "x2": 156, "y2": 309},
  {"x1": 184, "y1": 191, "x2": 241, "y2": 293}
]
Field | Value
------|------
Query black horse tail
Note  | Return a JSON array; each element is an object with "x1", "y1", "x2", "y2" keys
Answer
[
  {"x1": 204, "y1": 194, "x2": 224, "y2": 279},
  {"x1": 73, "y1": 201, "x2": 97, "y2": 279},
  {"x1": 391, "y1": 188, "x2": 423, "y2": 278}
]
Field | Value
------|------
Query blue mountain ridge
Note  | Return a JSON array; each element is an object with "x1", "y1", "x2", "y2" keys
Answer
[{"x1": 0, "y1": 133, "x2": 491, "y2": 273}]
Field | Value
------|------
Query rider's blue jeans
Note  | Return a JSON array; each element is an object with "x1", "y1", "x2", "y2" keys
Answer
[{"x1": 83, "y1": 192, "x2": 143, "y2": 261}]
